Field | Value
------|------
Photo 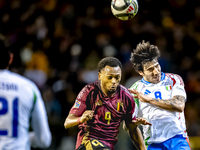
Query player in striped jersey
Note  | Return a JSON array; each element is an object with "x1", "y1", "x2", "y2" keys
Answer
[
  {"x1": 0, "y1": 40, "x2": 51, "y2": 149},
  {"x1": 128, "y1": 41, "x2": 190, "y2": 150},
  {"x1": 64, "y1": 57, "x2": 151, "y2": 150}
]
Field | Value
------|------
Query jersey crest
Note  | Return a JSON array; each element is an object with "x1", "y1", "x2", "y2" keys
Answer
[
  {"x1": 116, "y1": 100, "x2": 123, "y2": 112},
  {"x1": 165, "y1": 85, "x2": 172, "y2": 91}
]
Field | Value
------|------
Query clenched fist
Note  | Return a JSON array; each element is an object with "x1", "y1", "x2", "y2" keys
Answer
[{"x1": 80, "y1": 110, "x2": 94, "y2": 123}]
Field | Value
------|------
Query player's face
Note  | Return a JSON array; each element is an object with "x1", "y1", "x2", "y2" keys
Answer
[
  {"x1": 139, "y1": 60, "x2": 161, "y2": 84},
  {"x1": 98, "y1": 66, "x2": 121, "y2": 95}
]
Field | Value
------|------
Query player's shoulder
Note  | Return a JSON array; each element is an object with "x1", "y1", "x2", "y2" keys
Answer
[
  {"x1": 119, "y1": 84, "x2": 130, "y2": 93},
  {"x1": 165, "y1": 72, "x2": 181, "y2": 78},
  {"x1": 77, "y1": 81, "x2": 97, "y2": 99},
  {"x1": 119, "y1": 84, "x2": 133, "y2": 98},
  {"x1": 5, "y1": 71, "x2": 39, "y2": 93},
  {"x1": 130, "y1": 79, "x2": 142, "y2": 90},
  {"x1": 10, "y1": 71, "x2": 36, "y2": 86},
  {"x1": 118, "y1": 85, "x2": 136, "y2": 106},
  {"x1": 83, "y1": 81, "x2": 97, "y2": 91},
  {"x1": 164, "y1": 72, "x2": 184, "y2": 85}
]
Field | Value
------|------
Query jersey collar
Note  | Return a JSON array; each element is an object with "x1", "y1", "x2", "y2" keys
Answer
[{"x1": 141, "y1": 72, "x2": 165, "y2": 85}]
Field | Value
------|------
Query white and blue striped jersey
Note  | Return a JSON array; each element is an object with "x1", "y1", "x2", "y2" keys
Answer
[
  {"x1": 130, "y1": 72, "x2": 187, "y2": 145},
  {"x1": 0, "y1": 70, "x2": 51, "y2": 150}
]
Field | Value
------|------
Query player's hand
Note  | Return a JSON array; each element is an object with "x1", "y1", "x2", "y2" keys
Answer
[
  {"x1": 80, "y1": 110, "x2": 94, "y2": 123},
  {"x1": 122, "y1": 121, "x2": 128, "y2": 131},
  {"x1": 132, "y1": 117, "x2": 152, "y2": 126},
  {"x1": 129, "y1": 89, "x2": 152, "y2": 103}
]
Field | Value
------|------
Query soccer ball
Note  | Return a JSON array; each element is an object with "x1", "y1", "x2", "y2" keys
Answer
[{"x1": 111, "y1": 0, "x2": 138, "y2": 21}]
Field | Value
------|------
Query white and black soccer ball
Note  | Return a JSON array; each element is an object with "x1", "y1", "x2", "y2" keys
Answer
[{"x1": 111, "y1": 0, "x2": 138, "y2": 21}]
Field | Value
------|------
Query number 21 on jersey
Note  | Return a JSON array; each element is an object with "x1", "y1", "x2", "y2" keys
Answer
[{"x1": 0, "y1": 97, "x2": 18, "y2": 137}]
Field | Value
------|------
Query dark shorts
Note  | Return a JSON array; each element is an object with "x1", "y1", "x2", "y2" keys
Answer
[{"x1": 76, "y1": 139, "x2": 111, "y2": 150}]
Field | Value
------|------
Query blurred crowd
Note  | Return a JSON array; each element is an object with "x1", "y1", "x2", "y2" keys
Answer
[{"x1": 1, "y1": 0, "x2": 200, "y2": 149}]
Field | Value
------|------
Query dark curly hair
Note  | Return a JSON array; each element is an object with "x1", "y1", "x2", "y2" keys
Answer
[
  {"x1": 130, "y1": 41, "x2": 160, "y2": 72},
  {"x1": 97, "y1": 57, "x2": 122, "y2": 72}
]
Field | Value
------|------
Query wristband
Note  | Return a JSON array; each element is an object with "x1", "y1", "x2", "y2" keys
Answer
[{"x1": 77, "y1": 117, "x2": 81, "y2": 124}]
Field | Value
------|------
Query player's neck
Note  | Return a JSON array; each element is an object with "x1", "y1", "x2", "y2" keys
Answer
[
  {"x1": 107, "y1": 91, "x2": 115, "y2": 97},
  {"x1": 101, "y1": 88, "x2": 110, "y2": 97}
]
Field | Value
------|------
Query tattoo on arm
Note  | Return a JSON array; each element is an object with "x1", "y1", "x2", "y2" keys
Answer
[{"x1": 153, "y1": 96, "x2": 185, "y2": 109}]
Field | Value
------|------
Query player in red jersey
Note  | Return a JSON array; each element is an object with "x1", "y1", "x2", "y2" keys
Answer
[{"x1": 64, "y1": 57, "x2": 151, "y2": 150}]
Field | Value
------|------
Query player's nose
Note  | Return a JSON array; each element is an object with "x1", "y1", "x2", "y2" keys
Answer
[
  {"x1": 153, "y1": 67, "x2": 159, "y2": 75},
  {"x1": 111, "y1": 78, "x2": 117, "y2": 84}
]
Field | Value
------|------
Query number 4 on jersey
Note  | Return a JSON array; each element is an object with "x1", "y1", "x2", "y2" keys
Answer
[{"x1": 105, "y1": 112, "x2": 111, "y2": 124}]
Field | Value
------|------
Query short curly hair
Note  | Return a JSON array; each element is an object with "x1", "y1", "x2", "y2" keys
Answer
[
  {"x1": 130, "y1": 40, "x2": 160, "y2": 72},
  {"x1": 97, "y1": 57, "x2": 122, "y2": 72}
]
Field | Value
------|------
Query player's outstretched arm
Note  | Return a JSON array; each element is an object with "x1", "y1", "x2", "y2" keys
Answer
[
  {"x1": 64, "y1": 110, "x2": 94, "y2": 129},
  {"x1": 125, "y1": 122, "x2": 147, "y2": 150},
  {"x1": 129, "y1": 89, "x2": 185, "y2": 112},
  {"x1": 148, "y1": 95, "x2": 185, "y2": 112}
]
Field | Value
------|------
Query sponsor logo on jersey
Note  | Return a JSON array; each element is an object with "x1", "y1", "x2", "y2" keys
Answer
[
  {"x1": 95, "y1": 100, "x2": 103, "y2": 106},
  {"x1": 144, "y1": 89, "x2": 151, "y2": 95},
  {"x1": 74, "y1": 100, "x2": 81, "y2": 108}
]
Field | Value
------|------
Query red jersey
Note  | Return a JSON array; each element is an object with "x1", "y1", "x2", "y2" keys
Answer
[{"x1": 70, "y1": 81, "x2": 136, "y2": 150}]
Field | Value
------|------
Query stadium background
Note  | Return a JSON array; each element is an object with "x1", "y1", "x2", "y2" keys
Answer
[{"x1": 0, "y1": 0, "x2": 200, "y2": 149}]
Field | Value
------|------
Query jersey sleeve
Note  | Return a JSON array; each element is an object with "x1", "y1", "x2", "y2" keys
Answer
[
  {"x1": 129, "y1": 81, "x2": 141, "y2": 117},
  {"x1": 171, "y1": 74, "x2": 187, "y2": 100},
  {"x1": 30, "y1": 83, "x2": 52, "y2": 148},
  {"x1": 69, "y1": 85, "x2": 90, "y2": 117},
  {"x1": 123, "y1": 91, "x2": 137, "y2": 123},
  {"x1": 130, "y1": 96, "x2": 137, "y2": 121}
]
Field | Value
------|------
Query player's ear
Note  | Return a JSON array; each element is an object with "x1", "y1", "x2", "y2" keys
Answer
[
  {"x1": 98, "y1": 72, "x2": 101, "y2": 80},
  {"x1": 9, "y1": 53, "x2": 14, "y2": 65},
  {"x1": 138, "y1": 71, "x2": 144, "y2": 76}
]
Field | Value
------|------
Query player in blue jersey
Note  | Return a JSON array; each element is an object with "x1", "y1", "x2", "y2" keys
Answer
[
  {"x1": 128, "y1": 40, "x2": 191, "y2": 150},
  {"x1": 0, "y1": 39, "x2": 51, "y2": 149},
  {"x1": 64, "y1": 57, "x2": 151, "y2": 150}
]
